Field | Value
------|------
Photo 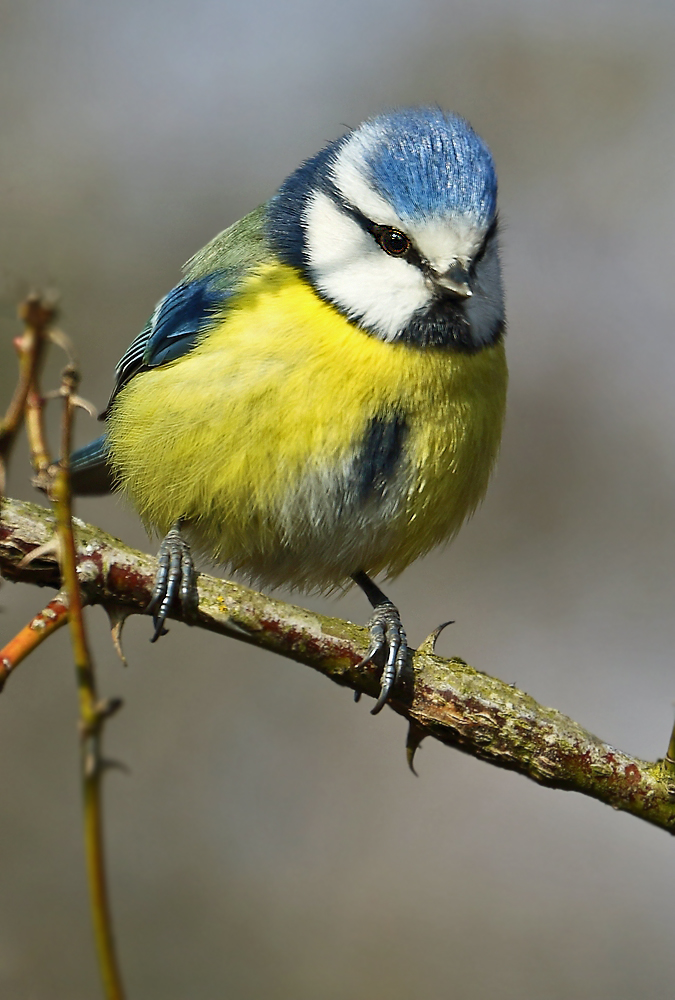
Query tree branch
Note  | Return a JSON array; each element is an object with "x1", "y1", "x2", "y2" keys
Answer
[
  {"x1": 50, "y1": 366, "x2": 125, "y2": 1000},
  {"x1": 0, "y1": 295, "x2": 56, "y2": 493},
  {"x1": 2, "y1": 494, "x2": 675, "y2": 835}
]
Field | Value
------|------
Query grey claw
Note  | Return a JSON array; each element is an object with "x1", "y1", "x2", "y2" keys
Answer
[
  {"x1": 351, "y1": 571, "x2": 409, "y2": 714},
  {"x1": 356, "y1": 624, "x2": 385, "y2": 670},
  {"x1": 363, "y1": 602, "x2": 408, "y2": 715},
  {"x1": 148, "y1": 522, "x2": 198, "y2": 641}
]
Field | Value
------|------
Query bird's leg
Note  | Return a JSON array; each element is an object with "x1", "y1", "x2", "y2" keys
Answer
[
  {"x1": 352, "y1": 570, "x2": 408, "y2": 715},
  {"x1": 146, "y1": 520, "x2": 199, "y2": 641}
]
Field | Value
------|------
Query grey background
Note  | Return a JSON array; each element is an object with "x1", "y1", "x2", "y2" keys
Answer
[{"x1": 2, "y1": 1, "x2": 675, "y2": 997}]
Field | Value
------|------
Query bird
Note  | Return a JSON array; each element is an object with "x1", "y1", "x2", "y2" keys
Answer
[{"x1": 70, "y1": 107, "x2": 508, "y2": 714}]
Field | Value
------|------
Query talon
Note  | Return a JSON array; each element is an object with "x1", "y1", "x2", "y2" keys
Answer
[
  {"x1": 180, "y1": 546, "x2": 198, "y2": 614},
  {"x1": 352, "y1": 571, "x2": 409, "y2": 714},
  {"x1": 370, "y1": 602, "x2": 406, "y2": 714},
  {"x1": 148, "y1": 521, "x2": 198, "y2": 641},
  {"x1": 356, "y1": 622, "x2": 385, "y2": 669}
]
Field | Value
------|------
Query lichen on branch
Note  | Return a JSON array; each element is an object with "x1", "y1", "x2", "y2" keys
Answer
[{"x1": 2, "y1": 494, "x2": 675, "y2": 835}]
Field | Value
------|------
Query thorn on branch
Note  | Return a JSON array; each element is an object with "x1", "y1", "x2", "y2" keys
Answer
[
  {"x1": 417, "y1": 620, "x2": 454, "y2": 655},
  {"x1": 96, "y1": 697, "x2": 124, "y2": 721},
  {"x1": 81, "y1": 749, "x2": 130, "y2": 781},
  {"x1": 406, "y1": 721, "x2": 428, "y2": 775},
  {"x1": 48, "y1": 326, "x2": 79, "y2": 365},
  {"x1": 18, "y1": 536, "x2": 62, "y2": 569},
  {"x1": 105, "y1": 606, "x2": 133, "y2": 667},
  {"x1": 664, "y1": 713, "x2": 675, "y2": 776},
  {"x1": 99, "y1": 757, "x2": 131, "y2": 776}
]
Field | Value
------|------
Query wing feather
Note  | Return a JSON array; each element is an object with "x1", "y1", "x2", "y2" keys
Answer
[{"x1": 100, "y1": 203, "x2": 269, "y2": 418}]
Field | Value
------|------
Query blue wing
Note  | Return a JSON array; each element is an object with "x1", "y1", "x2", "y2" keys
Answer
[
  {"x1": 70, "y1": 203, "x2": 269, "y2": 495},
  {"x1": 70, "y1": 274, "x2": 232, "y2": 494},
  {"x1": 104, "y1": 272, "x2": 232, "y2": 416}
]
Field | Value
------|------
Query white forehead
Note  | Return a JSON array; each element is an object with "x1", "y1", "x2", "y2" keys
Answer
[
  {"x1": 330, "y1": 129, "x2": 487, "y2": 271},
  {"x1": 331, "y1": 129, "x2": 401, "y2": 227}
]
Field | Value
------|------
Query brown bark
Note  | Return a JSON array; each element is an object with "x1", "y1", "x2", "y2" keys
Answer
[{"x1": 2, "y1": 494, "x2": 675, "y2": 835}]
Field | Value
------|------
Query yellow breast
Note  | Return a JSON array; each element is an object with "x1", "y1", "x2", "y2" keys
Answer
[{"x1": 107, "y1": 263, "x2": 507, "y2": 590}]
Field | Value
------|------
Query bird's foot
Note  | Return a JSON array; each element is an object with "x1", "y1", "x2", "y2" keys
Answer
[
  {"x1": 146, "y1": 521, "x2": 199, "y2": 641},
  {"x1": 360, "y1": 602, "x2": 408, "y2": 714},
  {"x1": 352, "y1": 571, "x2": 408, "y2": 714}
]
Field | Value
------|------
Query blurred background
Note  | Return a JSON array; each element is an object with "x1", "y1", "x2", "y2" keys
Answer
[{"x1": 2, "y1": 0, "x2": 675, "y2": 997}]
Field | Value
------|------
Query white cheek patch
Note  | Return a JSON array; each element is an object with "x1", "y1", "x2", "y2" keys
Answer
[
  {"x1": 304, "y1": 190, "x2": 432, "y2": 340},
  {"x1": 303, "y1": 189, "x2": 368, "y2": 273}
]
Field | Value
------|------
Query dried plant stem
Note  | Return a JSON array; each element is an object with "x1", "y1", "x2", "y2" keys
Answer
[{"x1": 51, "y1": 372, "x2": 126, "y2": 1000}]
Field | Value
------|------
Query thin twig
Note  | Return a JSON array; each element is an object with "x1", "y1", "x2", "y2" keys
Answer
[
  {"x1": 50, "y1": 364, "x2": 126, "y2": 1000},
  {"x1": 0, "y1": 295, "x2": 56, "y2": 494},
  {"x1": 2, "y1": 494, "x2": 675, "y2": 835},
  {"x1": 0, "y1": 589, "x2": 72, "y2": 690},
  {"x1": 25, "y1": 376, "x2": 52, "y2": 478}
]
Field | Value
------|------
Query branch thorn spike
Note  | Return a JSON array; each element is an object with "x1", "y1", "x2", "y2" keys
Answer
[
  {"x1": 406, "y1": 721, "x2": 427, "y2": 776},
  {"x1": 417, "y1": 620, "x2": 454, "y2": 655},
  {"x1": 106, "y1": 606, "x2": 132, "y2": 667}
]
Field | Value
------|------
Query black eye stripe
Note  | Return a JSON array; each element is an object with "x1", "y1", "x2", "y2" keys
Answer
[
  {"x1": 332, "y1": 191, "x2": 497, "y2": 278},
  {"x1": 333, "y1": 197, "x2": 419, "y2": 262},
  {"x1": 469, "y1": 215, "x2": 499, "y2": 274}
]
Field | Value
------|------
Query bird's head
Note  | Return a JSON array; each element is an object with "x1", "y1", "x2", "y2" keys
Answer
[{"x1": 268, "y1": 108, "x2": 504, "y2": 351}]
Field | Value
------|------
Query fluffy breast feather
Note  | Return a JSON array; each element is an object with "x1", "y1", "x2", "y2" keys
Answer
[{"x1": 107, "y1": 262, "x2": 507, "y2": 590}]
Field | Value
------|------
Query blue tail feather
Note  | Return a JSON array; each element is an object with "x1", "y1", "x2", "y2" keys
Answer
[{"x1": 70, "y1": 435, "x2": 115, "y2": 495}]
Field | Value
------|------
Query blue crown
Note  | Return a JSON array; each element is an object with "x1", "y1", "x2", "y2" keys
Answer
[
  {"x1": 360, "y1": 108, "x2": 497, "y2": 225},
  {"x1": 267, "y1": 108, "x2": 497, "y2": 271}
]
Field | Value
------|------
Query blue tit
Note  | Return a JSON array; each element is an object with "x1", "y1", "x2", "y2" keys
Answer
[{"x1": 71, "y1": 107, "x2": 507, "y2": 714}]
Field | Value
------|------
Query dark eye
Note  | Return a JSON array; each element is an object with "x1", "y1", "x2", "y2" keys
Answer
[{"x1": 374, "y1": 226, "x2": 411, "y2": 257}]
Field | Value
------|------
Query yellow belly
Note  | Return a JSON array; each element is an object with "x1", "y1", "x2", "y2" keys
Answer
[{"x1": 107, "y1": 263, "x2": 508, "y2": 590}]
